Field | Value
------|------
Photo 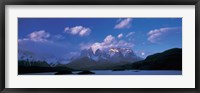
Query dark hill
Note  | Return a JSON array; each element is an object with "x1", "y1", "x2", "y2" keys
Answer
[
  {"x1": 114, "y1": 48, "x2": 182, "y2": 70},
  {"x1": 132, "y1": 48, "x2": 182, "y2": 70}
]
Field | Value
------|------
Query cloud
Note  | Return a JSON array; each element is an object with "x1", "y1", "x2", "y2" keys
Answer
[
  {"x1": 54, "y1": 34, "x2": 65, "y2": 40},
  {"x1": 126, "y1": 32, "x2": 135, "y2": 37},
  {"x1": 81, "y1": 34, "x2": 134, "y2": 53},
  {"x1": 91, "y1": 42, "x2": 103, "y2": 52},
  {"x1": 64, "y1": 27, "x2": 70, "y2": 31},
  {"x1": 64, "y1": 26, "x2": 91, "y2": 36},
  {"x1": 114, "y1": 18, "x2": 132, "y2": 29},
  {"x1": 29, "y1": 30, "x2": 50, "y2": 42},
  {"x1": 19, "y1": 30, "x2": 50, "y2": 42},
  {"x1": 117, "y1": 33, "x2": 123, "y2": 38},
  {"x1": 80, "y1": 42, "x2": 93, "y2": 50},
  {"x1": 147, "y1": 27, "x2": 181, "y2": 43},
  {"x1": 104, "y1": 35, "x2": 115, "y2": 44},
  {"x1": 18, "y1": 38, "x2": 29, "y2": 42}
]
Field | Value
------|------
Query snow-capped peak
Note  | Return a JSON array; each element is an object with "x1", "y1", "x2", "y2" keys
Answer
[
  {"x1": 109, "y1": 48, "x2": 119, "y2": 53},
  {"x1": 79, "y1": 47, "x2": 142, "y2": 63}
]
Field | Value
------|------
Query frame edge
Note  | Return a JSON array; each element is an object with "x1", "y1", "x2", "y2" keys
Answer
[
  {"x1": 0, "y1": 0, "x2": 5, "y2": 92},
  {"x1": 195, "y1": 0, "x2": 200, "y2": 91},
  {"x1": 1, "y1": 0, "x2": 200, "y2": 93}
]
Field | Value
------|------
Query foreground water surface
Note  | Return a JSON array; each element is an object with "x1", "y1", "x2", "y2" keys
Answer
[{"x1": 20, "y1": 70, "x2": 182, "y2": 75}]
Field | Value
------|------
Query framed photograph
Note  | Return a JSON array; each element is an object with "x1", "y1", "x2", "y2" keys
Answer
[{"x1": 1, "y1": 0, "x2": 200, "y2": 93}]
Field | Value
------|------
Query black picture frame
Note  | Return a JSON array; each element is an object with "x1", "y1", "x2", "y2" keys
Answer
[{"x1": 0, "y1": 0, "x2": 200, "y2": 93}]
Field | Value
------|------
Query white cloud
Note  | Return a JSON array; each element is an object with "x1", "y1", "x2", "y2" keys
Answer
[
  {"x1": 117, "y1": 33, "x2": 123, "y2": 38},
  {"x1": 126, "y1": 32, "x2": 135, "y2": 37},
  {"x1": 91, "y1": 42, "x2": 103, "y2": 53},
  {"x1": 64, "y1": 26, "x2": 91, "y2": 36},
  {"x1": 18, "y1": 38, "x2": 29, "y2": 42},
  {"x1": 19, "y1": 30, "x2": 50, "y2": 42},
  {"x1": 81, "y1": 35, "x2": 134, "y2": 53},
  {"x1": 104, "y1": 35, "x2": 115, "y2": 44},
  {"x1": 114, "y1": 18, "x2": 132, "y2": 29},
  {"x1": 70, "y1": 26, "x2": 83, "y2": 35},
  {"x1": 64, "y1": 27, "x2": 70, "y2": 31},
  {"x1": 28, "y1": 30, "x2": 50, "y2": 42},
  {"x1": 147, "y1": 27, "x2": 181, "y2": 43},
  {"x1": 79, "y1": 28, "x2": 91, "y2": 36}
]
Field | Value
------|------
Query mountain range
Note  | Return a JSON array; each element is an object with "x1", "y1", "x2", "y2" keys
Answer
[
  {"x1": 78, "y1": 47, "x2": 142, "y2": 63},
  {"x1": 18, "y1": 47, "x2": 182, "y2": 71},
  {"x1": 65, "y1": 47, "x2": 143, "y2": 70}
]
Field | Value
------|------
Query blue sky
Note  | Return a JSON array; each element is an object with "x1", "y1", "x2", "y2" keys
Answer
[{"x1": 18, "y1": 18, "x2": 182, "y2": 62}]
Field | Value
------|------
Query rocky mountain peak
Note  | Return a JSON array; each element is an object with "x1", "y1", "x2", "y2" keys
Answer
[{"x1": 79, "y1": 47, "x2": 142, "y2": 63}]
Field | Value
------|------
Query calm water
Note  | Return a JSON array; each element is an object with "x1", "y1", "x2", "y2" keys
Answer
[{"x1": 20, "y1": 70, "x2": 182, "y2": 75}]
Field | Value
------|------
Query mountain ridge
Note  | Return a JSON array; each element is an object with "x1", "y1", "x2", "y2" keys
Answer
[
  {"x1": 78, "y1": 47, "x2": 142, "y2": 63},
  {"x1": 66, "y1": 47, "x2": 143, "y2": 70}
]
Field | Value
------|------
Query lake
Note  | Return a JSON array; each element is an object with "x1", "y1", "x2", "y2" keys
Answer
[{"x1": 20, "y1": 70, "x2": 182, "y2": 75}]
